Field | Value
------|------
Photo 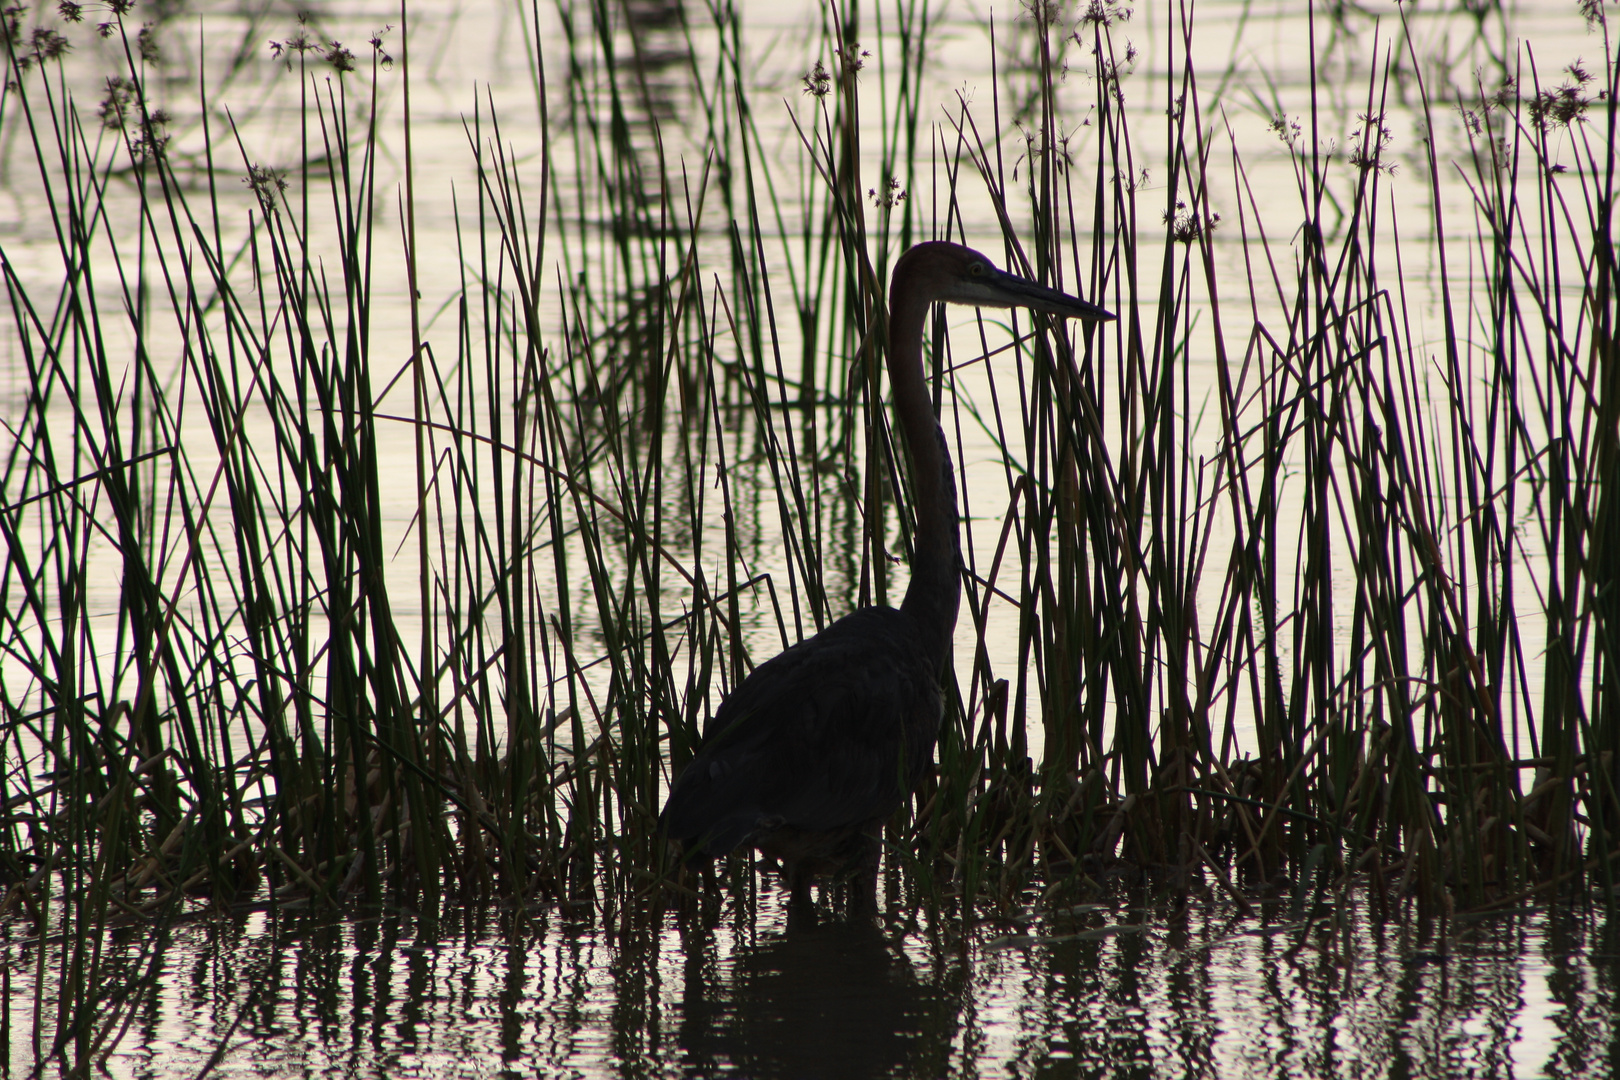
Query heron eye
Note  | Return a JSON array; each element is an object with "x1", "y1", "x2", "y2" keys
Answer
[{"x1": 969, "y1": 262, "x2": 985, "y2": 276}]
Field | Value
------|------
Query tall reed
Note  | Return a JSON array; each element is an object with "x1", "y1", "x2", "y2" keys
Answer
[{"x1": 0, "y1": 0, "x2": 1616, "y2": 1063}]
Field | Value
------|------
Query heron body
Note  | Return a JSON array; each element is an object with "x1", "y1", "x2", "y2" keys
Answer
[{"x1": 660, "y1": 241, "x2": 1114, "y2": 911}]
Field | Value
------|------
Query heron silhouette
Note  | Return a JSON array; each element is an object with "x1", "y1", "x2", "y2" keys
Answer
[{"x1": 661, "y1": 241, "x2": 1114, "y2": 913}]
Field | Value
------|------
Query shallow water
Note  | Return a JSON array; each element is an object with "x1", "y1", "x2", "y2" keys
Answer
[
  {"x1": 2, "y1": 0, "x2": 1617, "y2": 1076},
  {"x1": 6, "y1": 889, "x2": 1617, "y2": 1078}
]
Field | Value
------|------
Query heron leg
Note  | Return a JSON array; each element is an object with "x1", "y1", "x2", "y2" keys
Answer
[
  {"x1": 849, "y1": 831, "x2": 881, "y2": 917},
  {"x1": 696, "y1": 856, "x2": 725, "y2": 927},
  {"x1": 785, "y1": 877, "x2": 818, "y2": 930},
  {"x1": 787, "y1": 862, "x2": 815, "y2": 912}
]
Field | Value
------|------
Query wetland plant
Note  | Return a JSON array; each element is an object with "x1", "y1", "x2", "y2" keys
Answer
[{"x1": 0, "y1": 0, "x2": 1616, "y2": 1065}]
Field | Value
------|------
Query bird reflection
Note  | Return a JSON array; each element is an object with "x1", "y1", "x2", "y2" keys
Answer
[{"x1": 678, "y1": 919, "x2": 952, "y2": 1080}]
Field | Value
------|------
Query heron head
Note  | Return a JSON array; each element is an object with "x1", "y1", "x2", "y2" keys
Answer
[{"x1": 893, "y1": 241, "x2": 1115, "y2": 323}]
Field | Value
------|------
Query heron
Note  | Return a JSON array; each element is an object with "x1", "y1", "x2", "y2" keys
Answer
[{"x1": 660, "y1": 240, "x2": 1115, "y2": 913}]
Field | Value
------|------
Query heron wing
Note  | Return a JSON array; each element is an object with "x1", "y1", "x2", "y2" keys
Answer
[{"x1": 660, "y1": 607, "x2": 941, "y2": 854}]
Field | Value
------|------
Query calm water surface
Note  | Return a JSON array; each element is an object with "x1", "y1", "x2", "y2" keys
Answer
[
  {"x1": 6, "y1": 891, "x2": 1617, "y2": 1078},
  {"x1": 2, "y1": 0, "x2": 1616, "y2": 1075}
]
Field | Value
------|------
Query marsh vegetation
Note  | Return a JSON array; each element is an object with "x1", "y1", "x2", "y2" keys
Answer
[{"x1": 0, "y1": 0, "x2": 1617, "y2": 1071}]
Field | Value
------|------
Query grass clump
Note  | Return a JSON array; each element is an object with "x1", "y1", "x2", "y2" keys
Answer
[{"x1": 0, "y1": 0, "x2": 1616, "y2": 1061}]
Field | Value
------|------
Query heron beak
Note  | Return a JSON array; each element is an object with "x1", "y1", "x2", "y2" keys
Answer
[{"x1": 992, "y1": 268, "x2": 1116, "y2": 322}]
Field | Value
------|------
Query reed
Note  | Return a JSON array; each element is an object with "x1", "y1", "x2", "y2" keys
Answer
[{"x1": 0, "y1": 0, "x2": 1616, "y2": 1061}]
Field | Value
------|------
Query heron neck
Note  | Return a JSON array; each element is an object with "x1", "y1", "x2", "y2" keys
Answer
[{"x1": 887, "y1": 291, "x2": 962, "y2": 670}]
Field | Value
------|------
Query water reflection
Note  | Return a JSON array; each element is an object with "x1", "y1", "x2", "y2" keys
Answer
[
  {"x1": 678, "y1": 918, "x2": 959, "y2": 1079},
  {"x1": 6, "y1": 896, "x2": 1616, "y2": 1077}
]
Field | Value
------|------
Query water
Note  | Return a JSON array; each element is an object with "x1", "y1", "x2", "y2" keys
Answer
[
  {"x1": 2, "y1": 0, "x2": 1617, "y2": 1074},
  {"x1": 0, "y1": 0, "x2": 1602, "y2": 729},
  {"x1": 6, "y1": 892, "x2": 1617, "y2": 1077},
  {"x1": 0, "y1": 0, "x2": 1601, "y2": 714}
]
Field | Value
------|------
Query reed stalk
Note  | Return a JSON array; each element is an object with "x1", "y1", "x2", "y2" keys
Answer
[{"x1": 0, "y1": 1, "x2": 1616, "y2": 1065}]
